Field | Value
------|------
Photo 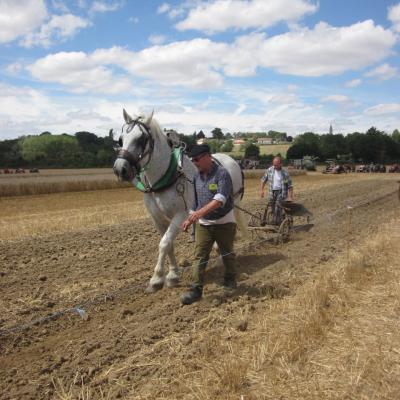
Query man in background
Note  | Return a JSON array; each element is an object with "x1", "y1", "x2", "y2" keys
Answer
[{"x1": 260, "y1": 156, "x2": 293, "y2": 224}]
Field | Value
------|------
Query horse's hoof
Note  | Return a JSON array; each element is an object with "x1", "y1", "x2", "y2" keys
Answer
[
  {"x1": 145, "y1": 282, "x2": 163, "y2": 293},
  {"x1": 165, "y1": 278, "x2": 179, "y2": 288}
]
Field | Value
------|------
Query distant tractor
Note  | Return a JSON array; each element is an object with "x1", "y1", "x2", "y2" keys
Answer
[{"x1": 291, "y1": 156, "x2": 317, "y2": 171}]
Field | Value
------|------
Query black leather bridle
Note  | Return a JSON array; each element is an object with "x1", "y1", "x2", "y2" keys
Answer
[{"x1": 115, "y1": 118, "x2": 154, "y2": 173}]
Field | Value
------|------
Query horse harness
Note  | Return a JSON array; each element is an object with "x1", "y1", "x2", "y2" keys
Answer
[
  {"x1": 116, "y1": 117, "x2": 155, "y2": 177},
  {"x1": 116, "y1": 118, "x2": 191, "y2": 194}
]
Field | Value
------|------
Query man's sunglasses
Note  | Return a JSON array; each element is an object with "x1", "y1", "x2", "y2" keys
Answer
[{"x1": 191, "y1": 153, "x2": 206, "y2": 163}]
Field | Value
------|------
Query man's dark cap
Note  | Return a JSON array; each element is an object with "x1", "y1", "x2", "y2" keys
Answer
[{"x1": 188, "y1": 144, "x2": 210, "y2": 158}]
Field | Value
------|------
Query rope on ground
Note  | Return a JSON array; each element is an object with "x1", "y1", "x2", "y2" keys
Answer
[{"x1": 0, "y1": 186, "x2": 398, "y2": 338}]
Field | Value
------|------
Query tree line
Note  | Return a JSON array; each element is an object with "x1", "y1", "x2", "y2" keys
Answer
[
  {"x1": 287, "y1": 127, "x2": 400, "y2": 163},
  {"x1": 1, "y1": 126, "x2": 399, "y2": 169},
  {"x1": 0, "y1": 131, "x2": 115, "y2": 168}
]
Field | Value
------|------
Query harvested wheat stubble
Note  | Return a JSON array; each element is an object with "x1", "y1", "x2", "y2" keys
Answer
[{"x1": 0, "y1": 173, "x2": 399, "y2": 400}]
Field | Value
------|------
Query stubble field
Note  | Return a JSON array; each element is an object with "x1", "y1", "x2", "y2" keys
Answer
[{"x1": 0, "y1": 170, "x2": 399, "y2": 399}]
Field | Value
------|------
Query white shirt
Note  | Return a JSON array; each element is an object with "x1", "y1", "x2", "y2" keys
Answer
[
  {"x1": 273, "y1": 169, "x2": 282, "y2": 190},
  {"x1": 199, "y1": 208, "x2": 236, "y2": 225}
]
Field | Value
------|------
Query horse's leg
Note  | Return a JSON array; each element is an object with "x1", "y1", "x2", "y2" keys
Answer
[
  {"x1": 148, "y1": 218, "x2": 181, "y2": 288},
  {"x1": 164, "y1": 213, "x2": 186, "y2": 288},
  {"x1": 165, "y1": 242, "x2": 180, "y2": 288},
  {"x1": 146, "y1": 217, "x2": 169, "y2": 292},
  {"x1": 147, "y1": 215, "x2": 183, "y2": 293}
]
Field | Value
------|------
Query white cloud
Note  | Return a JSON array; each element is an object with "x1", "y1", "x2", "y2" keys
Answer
[
  {"x1": 0, "y1": 0, "x2": 48, "y2": 43},
  {"x1": 157, "y1": 2, "x2": 170, "y2": 14},
  {"x1": 1, "y1": 80, "x2": 399, "y2": 140},
  {"x1": 21, "y1": 14, "x2": 90, "y2": 47},
  {"x1": 322, "y1": 95, "x2": 350, "y2": 103},
  {"x1": 91, "y1": 41, "x2": 227, "y2": 89},
  {"x1": 25, "y1": 19, "x2": 397, "y2": 94},
  {"x1": 270, "y1": 93, "x2": 299, "y2": 104},
  {"x1": 0, "y1": 83, "x2": 127, "y2": 139},
  {"x1": 5, "y1": 62, "x2": 24, "y2": 75},
  {"x1": 148, "y1": 34, "x2": 167, "y2": 45},
  {"x1": 89, "y1": 1, "x2": 123, "y2": 14},
  {"x1": 388, "y1": 3, "x2": 400, "y2": 32},
  {"x1": 0, "y1": 83, "x2": 52, "y2": 119},
  {"x1": 51, "y1": 0, "x2": 70, "y2": 13},
  {"x1": 345, "y1": 78, "x2": 362, "y2": 88},
  {"x1": 364, "y1": 103, "x2": 400, "y2": 116},
  {"x1": 175, "y1": 0, "x2": 318, "y2": 34},
  {"x1": 27, "y1": 51, "x2": 132, "y2": 94},
  {"x1": 256, "y1": 21, "x2": 396, "y2": 76},
  {"x1": 364, "y1": 63, "x2": 398, "y2": 81}
]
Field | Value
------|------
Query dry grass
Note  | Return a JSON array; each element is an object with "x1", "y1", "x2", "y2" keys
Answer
[
  {"x1": 0, "y1": 169, "x2": 128, "y2": 197},
  {"x1": 66, "y1": 216, "x2": 400, "y2": 400},
  {"x1": 1, "y1": 173, "x2": 397, "y2": 242},
  {"x1": 259, "y1": 143, "x2": 291, "y2": 157},
  {"x1": 0, "y1": 188, "x2": 145, "y2": 241}
]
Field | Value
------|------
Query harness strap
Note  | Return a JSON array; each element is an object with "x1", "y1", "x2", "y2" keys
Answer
[{"x1": 134, "y1": 148, "x2": 183, "y2": 193}]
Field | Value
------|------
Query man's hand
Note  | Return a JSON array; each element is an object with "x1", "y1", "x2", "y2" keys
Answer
[
  {"x1": 181, "y1": 199, "x2": 223, "y2": 232},
  {"x1": 181, "y1": 211, "x2": 201, "y2": 232}
]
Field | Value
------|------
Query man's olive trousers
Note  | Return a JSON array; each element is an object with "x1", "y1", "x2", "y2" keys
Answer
[{"x1": 192, "y1": 222, "x2": 237, "y2": 289}]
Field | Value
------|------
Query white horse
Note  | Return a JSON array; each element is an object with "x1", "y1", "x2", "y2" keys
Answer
[{"x1": 113, "y1": 110, "x2": 247, "y2": 293}]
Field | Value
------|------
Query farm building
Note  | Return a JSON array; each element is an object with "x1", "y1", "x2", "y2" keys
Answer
[{"x1": 257, "y1": 138, "x2": 274, "y2": 145}]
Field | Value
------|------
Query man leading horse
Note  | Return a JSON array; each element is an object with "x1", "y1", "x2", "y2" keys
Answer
[{"x1": 181, "y1": 144, "x2": 238, "y2": 305}]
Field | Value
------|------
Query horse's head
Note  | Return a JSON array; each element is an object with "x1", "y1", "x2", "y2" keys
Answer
[{"x1": 113, "y1": 109, "x2": 155, "y2": 181}]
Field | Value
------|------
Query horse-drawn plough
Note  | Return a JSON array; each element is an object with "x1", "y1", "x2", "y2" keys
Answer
[{"x1": 237, "y1": 201, "x2": 313, "y2": 244}]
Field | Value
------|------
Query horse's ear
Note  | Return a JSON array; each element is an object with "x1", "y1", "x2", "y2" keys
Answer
[
  {"x1": 145, "y1": 109, "x2": 154, "y2": 126},
  {"x1": 166, "y1": 130, "x2": 180, "y2": 147},
  {"x1": 123, "y1": 109, "x2": 133, "y2": 124}
]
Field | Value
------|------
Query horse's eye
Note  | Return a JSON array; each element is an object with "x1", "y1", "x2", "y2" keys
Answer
[{"x1": 118, "y1": 137, "x2": 123, "y2": 147}]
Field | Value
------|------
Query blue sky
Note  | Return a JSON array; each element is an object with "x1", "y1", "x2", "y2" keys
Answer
[{"x1": 1, "y1": 0, "x2": 400, "y2": 139}]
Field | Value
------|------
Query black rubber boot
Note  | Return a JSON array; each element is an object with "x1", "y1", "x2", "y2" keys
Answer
[
  {"x1": 223, "y1": 277, "x2": 237, "y2": 291},
  {"x1": 180, "y1": 286, "x2": 202, "y2": 305}
]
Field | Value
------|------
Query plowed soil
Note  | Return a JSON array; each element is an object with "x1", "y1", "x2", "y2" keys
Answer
[{"x1": 0, "y1": 175, "x2": 399, "y2": 400}]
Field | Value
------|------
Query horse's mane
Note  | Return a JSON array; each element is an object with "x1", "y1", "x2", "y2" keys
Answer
[{"x1": 132, "y1": 113, "x2": 165, "y2": 140}]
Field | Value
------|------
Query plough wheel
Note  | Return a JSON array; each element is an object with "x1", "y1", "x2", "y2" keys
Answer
[
  {"x1": 248, "y1": 211, "x2": 263, "y2": 227},
  {"x1": 248, "y1": 212, "x2": 266, "y2": 240},
  {"x1": 276, "y1": 218, "x2": 291, "y2": 244}
]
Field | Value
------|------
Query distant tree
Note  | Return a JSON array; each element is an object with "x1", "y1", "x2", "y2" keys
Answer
[
  {"x1": 287, "y1": 142, "x2": 315, "y2": 159},
  {"x1": 40, "y1": 131, "x2": 52, "y2": 136},
  {"x1": 244, "y1": 143, "x2": 260, "y2": 159},
  {"x1": 268, "y1": 130, "x2": 287, "y2": 141},
  {"x1": 211, "y1": 127, "x2": 224, "y2": 140},
  {"x1": 258, "y1": 153, "x2": 273, "y2": 168},
  {"x1": 392, "y1": 129, "x2": 400, "y2": 144},
  {"x1": 208, "y1": 140, "x2": 222, "y2": 153},
  {"x1": 346, "y1": 127, "x2": 399, "y2": 163},
  {"x1": 293, "y1": 132, "x2": 321, "y2": 158},
  {"x1": 0, "y1": 139, "x2": 23, "y2": 168},
  {"x1": 75, "y1": 131, "x2": 99, "y2": 148},
  {"x1": 287, "y1": 136, "x2": 293, "y2": 142},
  {"x1": 220, "y1": 140, "x2": 233, "y2": 152},
  {"x1": 320, "y1": 133, "x2": 348, "y2": 160},
  {"x1": 20, "y1": 135, "x2": 82, "y2": 167},
  {"x1": 225, "y1": 132, "x2": 233, "y2": 139}
]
